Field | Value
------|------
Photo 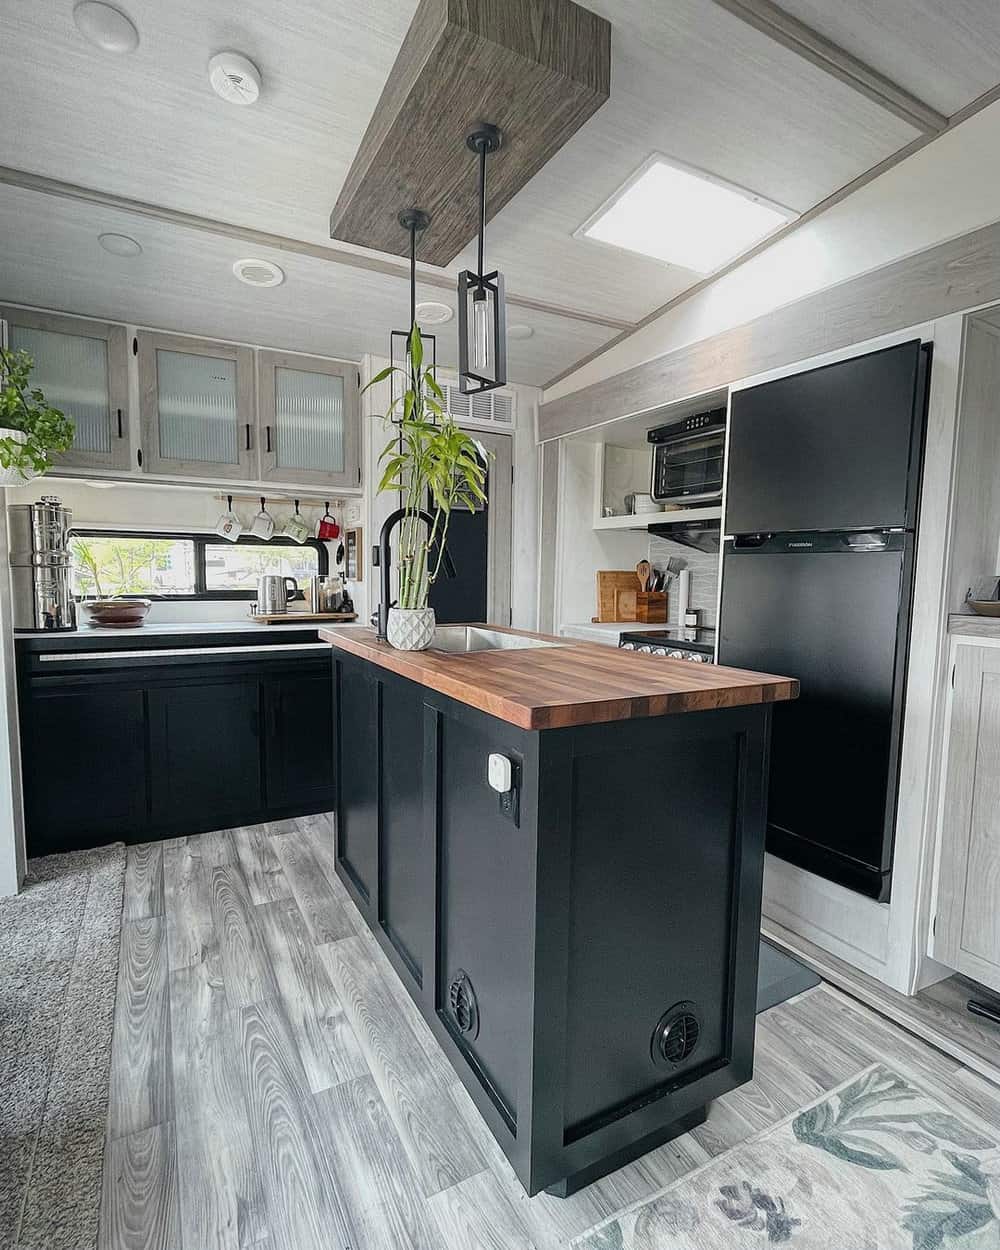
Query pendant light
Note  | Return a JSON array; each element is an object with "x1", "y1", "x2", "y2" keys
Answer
[
  {"x1": 458, "y1": 124, "x2": 507, "y2": 395},
  {"x1": 390, "y1": 208, "x2": 436, "y2": 418}
]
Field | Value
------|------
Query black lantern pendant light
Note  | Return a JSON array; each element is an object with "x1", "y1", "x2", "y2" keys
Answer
[
  {"x1": 390, "y1": 208, "x2": 435, "y2": 419},
  {"x1": 458, "y1": 124, "x2": 507, "y2": 395}
]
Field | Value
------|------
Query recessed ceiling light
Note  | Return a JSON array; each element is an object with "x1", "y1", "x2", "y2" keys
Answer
[
  {"x1": 233, "y1": 257, "x2": 284, "y2": 287},
  {"x1": 578, "y1": 155, "x2": 797, "y2": 275},
  {"x1": 208, "y1": 51, "x2": 262, "y2": 106},
  {"x1": 73, "y1": 2, "x2": 139, "y2": 53},
  {"x1": 98, "y1": 232, "x2": 142, "y2": 257},
  {"x1": 508, "y1": 324, "x2": 533, "y2": 340},
  {"x1": 415, "y1": 301, "x2": 453, "y2": 325}
]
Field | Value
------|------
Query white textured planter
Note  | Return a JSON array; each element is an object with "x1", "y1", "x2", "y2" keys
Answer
[
  {"x1": 0, "y1": 429, "x2": 36, "y2": 485},
  {"x1": 386, "y1": 606, "x2": 436, "y2": 651}
]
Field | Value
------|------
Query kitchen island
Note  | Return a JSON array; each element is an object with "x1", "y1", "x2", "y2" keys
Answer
[{"x1": 320, "y1": 623, "x2": 797, "y2": 1196}]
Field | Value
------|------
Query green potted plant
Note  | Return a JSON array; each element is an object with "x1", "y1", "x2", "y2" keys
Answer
[
  {"x1": 366, "y1": 325, "x2": 488, "y2": 650},
  {"x1": 0, "y1": 346, "x2": 75, "y2": 483}
]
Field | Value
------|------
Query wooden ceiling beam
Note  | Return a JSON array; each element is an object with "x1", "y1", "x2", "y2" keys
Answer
[
  {"x1": 329, "y1": 0, "x2": 612, "y2": 265},
  {"x1": 709, "y1": 0, "x2": 948, "y2": 134}
]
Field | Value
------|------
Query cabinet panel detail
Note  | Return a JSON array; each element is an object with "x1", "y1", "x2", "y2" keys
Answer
[
  {"x1": 0, "y1": 305, "x2": 130, "y2": 471},
  {"x1": 137, "y1": 331, "x2": 255, "y2": 480},
  {"x1": 258, "y1": 350, "x2": 360, "y2": 489},
  {"x1": 335, "y1": 658, "x2": 379, "y2": 904}
]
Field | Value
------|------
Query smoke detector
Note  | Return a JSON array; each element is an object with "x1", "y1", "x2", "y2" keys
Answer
[
  {"x1": 415, "y1": 301, "x2": 454, "y2": 325},
  {"x1": 233, "y1": 258, "x2": 284, "y2": 287},
  {"x1": 208, "y1": 51, "x2": 261, "y2": 105}
]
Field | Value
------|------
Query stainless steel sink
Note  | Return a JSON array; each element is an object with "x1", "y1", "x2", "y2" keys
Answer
[{"x1": 428, "y1": 626, "x2": 563, "y2": 653}]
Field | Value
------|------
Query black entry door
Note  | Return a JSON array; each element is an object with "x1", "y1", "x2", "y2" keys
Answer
[{"x1": 429, "y1": 468, "x2": 489, "y2": 624}]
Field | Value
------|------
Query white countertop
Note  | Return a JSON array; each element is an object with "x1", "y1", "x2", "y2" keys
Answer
[
  {"x1": 949, "y1": 612, "x2": 1000, "y2": 637},
  {"x1": 559, "y1": 621, "x2": 667, "y2": 646},
  {"x1": 17, "y1": 618, "x2": 351, "y2": 640}
]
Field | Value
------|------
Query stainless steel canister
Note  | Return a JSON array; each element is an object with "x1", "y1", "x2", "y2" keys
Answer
[{"x1": 8, "y1": 496, "x2": 77, "y2": 632}]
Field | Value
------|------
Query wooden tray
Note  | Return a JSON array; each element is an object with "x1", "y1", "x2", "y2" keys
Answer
[{"x1": 250, "y1": 612, "x2": 358, "y2": 624}]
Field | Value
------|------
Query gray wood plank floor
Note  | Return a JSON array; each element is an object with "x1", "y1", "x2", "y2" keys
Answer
[{"x1": 100, "y1": 818, "x2": 1000, "y2": 1250}]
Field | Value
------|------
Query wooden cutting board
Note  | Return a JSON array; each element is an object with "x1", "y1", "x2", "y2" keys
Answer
[
  {"x1": 250, "y1": 612, "x2": 358, "y2": 624},
  {"x1": 596, "y1": 571, "x2": 643, "y2": 622}
]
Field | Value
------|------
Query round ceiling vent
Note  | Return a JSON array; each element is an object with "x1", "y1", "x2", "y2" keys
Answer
[
  {"x1": 415, "y1": 301, "x2": 454, "y2": 325},
  {"x1": 99, "y1": 233, "x2": 142, "y2": 257},
  {"x1": 73, "y1": 2, "x2": 139, "y2": 53},
  {"x1": 233, "y1": 258, "x2": 284, "y2": 288},
  {"x1": 208, "y1": 51, "x2": 262, "y2": 106},
  {"x1": 508, "y1": 323, "x2": 534, "y2": 340},
  {"x1": 651, "y1": 1002, "x2": 702, "y2": 1068}
]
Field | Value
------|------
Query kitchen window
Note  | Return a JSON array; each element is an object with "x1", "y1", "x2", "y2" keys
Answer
[{"x1": 70, "y1": 530, "x2": 327, "y2": 601}]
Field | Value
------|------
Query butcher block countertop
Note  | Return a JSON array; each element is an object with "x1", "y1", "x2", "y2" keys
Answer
[{"x1": 319, "y1": 625, "x2": 798, "y2": 730}]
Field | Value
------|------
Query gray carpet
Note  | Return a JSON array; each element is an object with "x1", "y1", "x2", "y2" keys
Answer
[{"x1": 0, "y1": 843, "x2": 126, "y2": 1250}]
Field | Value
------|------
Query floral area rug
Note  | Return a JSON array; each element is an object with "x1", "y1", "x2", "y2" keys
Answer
[{"x1": 574, "y1": 1064, "x2": 1000, "y2": 1250}]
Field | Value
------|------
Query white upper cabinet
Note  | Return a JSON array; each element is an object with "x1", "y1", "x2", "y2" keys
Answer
[
  {"x1": 257, "y1": 351, "x2": 361, "y2": 490},
  {"x1": 137, "y1": 330, "x2": 255, "y2": 480},
  {"x1": 1, "y1": 306, "x2": 130, "y2": 471}
]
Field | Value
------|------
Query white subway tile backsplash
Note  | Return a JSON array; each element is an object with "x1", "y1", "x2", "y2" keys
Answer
[{"x1": 648, "y1": 536, "x2": 720, "y2": 627}]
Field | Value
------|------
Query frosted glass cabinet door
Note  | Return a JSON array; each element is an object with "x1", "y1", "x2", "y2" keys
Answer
[
  {"x1": 137, "y1": 331, "x2": 255, "y2": 480},
  {"x1": 0, "y1": 306, "x2": 130, "y2": 471},
  {"x1": 258, "y1": 351, "x2": 360, "y2": 489}
]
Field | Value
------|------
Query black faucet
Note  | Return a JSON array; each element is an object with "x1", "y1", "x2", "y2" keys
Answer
[{"x1": 372, "y1": 508, "x2": 456, "y2": 640}]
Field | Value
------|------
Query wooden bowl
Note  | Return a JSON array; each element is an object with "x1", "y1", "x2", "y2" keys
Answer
[
  {"x1": 968, "y1": 600, "x2": 1000, "y2": 617},
  {"x1": 82, "y1": 599, "x2": 152, "y2": 628}
]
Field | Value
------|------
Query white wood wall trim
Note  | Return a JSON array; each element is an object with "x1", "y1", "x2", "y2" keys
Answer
[
  {"x1": 539, "y1": 216, "x2": 1000, "y2": 441},
  {"x1": 709, "y1": 0, "x2": 947, "y2": 133},
  {"x1": 0, "y1": 165, "x2": 633, "y2": 336}
]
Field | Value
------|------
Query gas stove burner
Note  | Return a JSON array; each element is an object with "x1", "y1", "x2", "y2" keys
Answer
[{"x1": 619, "y1": 626, "x2": 716, "y2": 663}]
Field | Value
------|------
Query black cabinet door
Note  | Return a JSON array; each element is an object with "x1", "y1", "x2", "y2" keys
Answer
[
  {"x1": 335, "y1": 655, "x2": 379, "y2": 907},
  {"x1": 23, "y1": 685, "x2": 148, "y2": 854},
  {"x1": 148, "y1": 677, "x2": 262, "y2": 831},
  {"x1": 725, "y1": 340, "x2": 925, "y2": 534},
  {"x1": 263, "y1": 663, "x2": 335, "y2": 811}
]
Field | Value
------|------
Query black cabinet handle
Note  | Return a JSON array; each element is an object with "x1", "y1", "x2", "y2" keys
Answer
[
  {"x1": 265, "y1": 425, "x2": 272, "y2": 454},
  {"x1": 116, "y1": 408, "x2": 123, "y2": 438},
  {"x1": 245, "y1": 423, "x2": 252, "y2": 451}
]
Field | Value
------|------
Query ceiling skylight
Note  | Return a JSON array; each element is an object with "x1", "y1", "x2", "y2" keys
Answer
[{"x1": 579, "y1": 157, "x2": 797, "y2": 275}]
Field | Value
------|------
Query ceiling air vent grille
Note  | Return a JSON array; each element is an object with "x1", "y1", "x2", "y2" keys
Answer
[
  {"x1": 442, "y1": 383, "x2": 515, "y2": 429},
  {"x1": 651, "y1": 1002, "x2": 702, "y2": 1068}
]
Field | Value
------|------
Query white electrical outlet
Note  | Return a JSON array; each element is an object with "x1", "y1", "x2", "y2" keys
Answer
[{"x1": 487, "y1": 753, "x2": 513, "y2": 793}]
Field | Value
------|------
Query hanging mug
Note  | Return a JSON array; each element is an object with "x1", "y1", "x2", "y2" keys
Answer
[
  {"x1": 250, "y1": 497, "x2": 275, "y2": 540},
  {"x1": 317, "y1": 503, "x2": 340, "y2": 541},
  {"x1": 215, "y1": 495, "x2": 243, "y2": 542},
  {"x1": 283, "y1": 500, "x2": 311, "y2": 544}
]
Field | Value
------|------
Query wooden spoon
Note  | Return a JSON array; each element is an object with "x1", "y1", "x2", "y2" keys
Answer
[{"x1": 636, "y1": 560, "x2": 652, "y2": 592}]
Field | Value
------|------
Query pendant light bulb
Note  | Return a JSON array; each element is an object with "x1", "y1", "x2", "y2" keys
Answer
[{"x1": 472, "y1": 288, "x2": 490, "y2": 372}]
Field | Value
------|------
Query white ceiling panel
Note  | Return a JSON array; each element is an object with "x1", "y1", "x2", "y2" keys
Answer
[
  {"x1": 774, "y1": 0, "x2": 1000, "y2": 118},
  {"x1": 0, "y1": 186, "x2": 614, "y2": 386},
  {"x1": 451, "y1": 0, "x2": 920, "y2": 321},
  {"x1": 0, "y1": 0, "x2": 418, "y2": 244}
]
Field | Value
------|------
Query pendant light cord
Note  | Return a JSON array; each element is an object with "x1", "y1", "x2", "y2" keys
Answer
[{"x1": 477, "y1": 141, "x2": 487, "y2": 283}]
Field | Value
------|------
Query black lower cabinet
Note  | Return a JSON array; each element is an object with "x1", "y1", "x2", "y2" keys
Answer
[
  {"x1": 19, "y1": 644, "x2": 336, "y2": 854},
  {"x1": 332, "y1": 649, "x2": 771, "y2": 1198},
  {"x1": 148, "y1": 678, "x2": 263, "y2": 829},
  {"x1": 263, "y1": 668, "x2": 336, "y2": 810},
  {"x1": 23, "y1": 685, "x2": 148, "y2": 853}
]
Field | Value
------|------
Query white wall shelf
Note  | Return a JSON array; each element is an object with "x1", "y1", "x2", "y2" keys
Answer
[{"x1": 594, "y1": 505, "x2": 722, "y2": 532}]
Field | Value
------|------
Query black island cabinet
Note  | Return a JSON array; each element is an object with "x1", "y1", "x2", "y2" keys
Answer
[{"x1": 329, "y1": 632, "x2": 793, "y2": 1197}]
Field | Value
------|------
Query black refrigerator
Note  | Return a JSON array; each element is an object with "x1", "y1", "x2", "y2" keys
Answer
[{"x1": 718, "y1": 340, "x2": 931, "y2": 901}]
